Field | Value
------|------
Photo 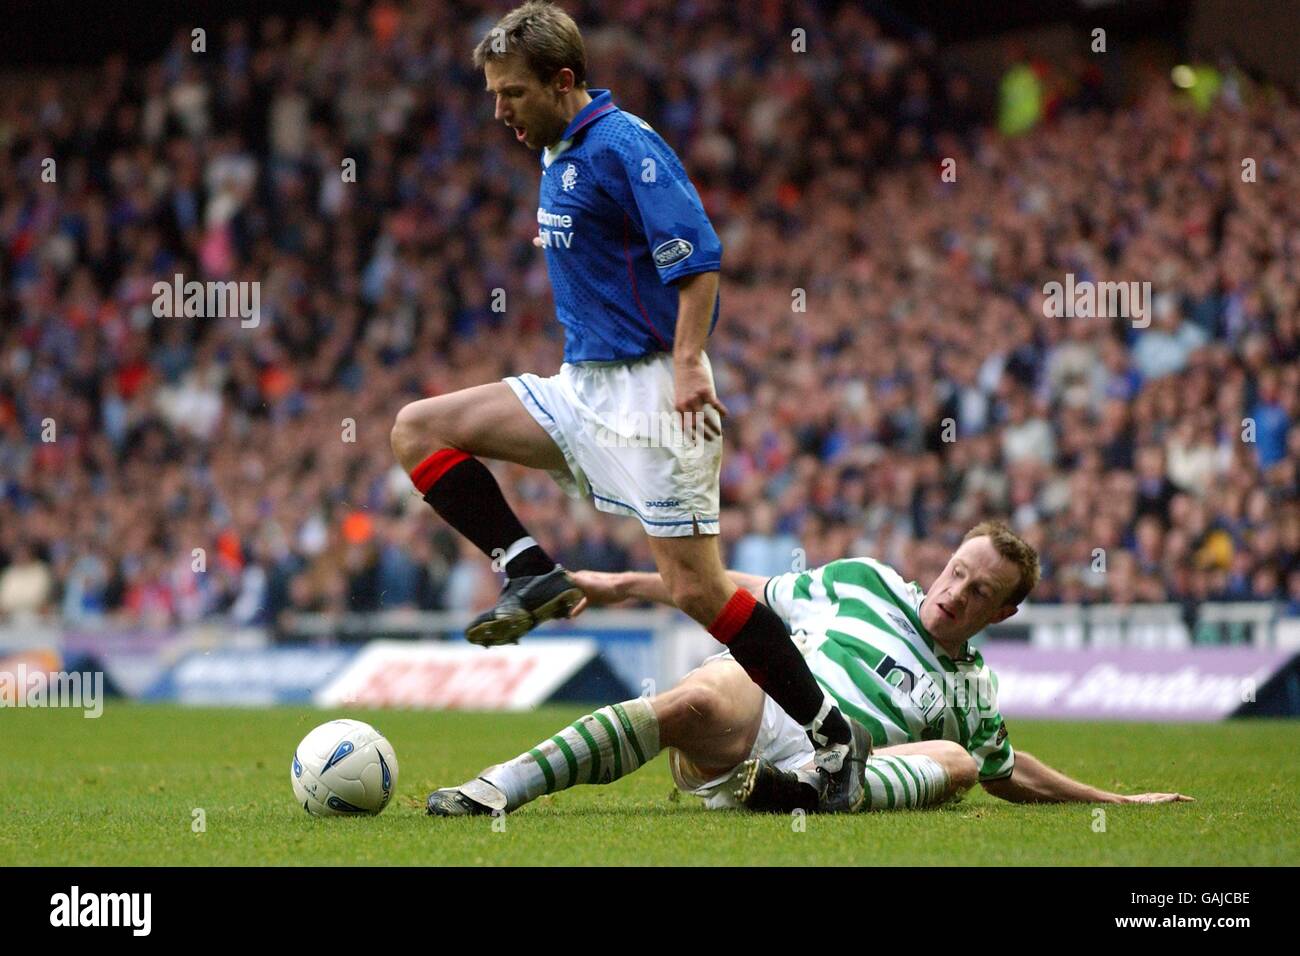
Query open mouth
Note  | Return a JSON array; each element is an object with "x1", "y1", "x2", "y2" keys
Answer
[
  {"x1": 938, "y1": 603, "x2": 956, "y2": 621},
  {"x1": 513, "y1": 125, "x2": 527, "y2": 142}
]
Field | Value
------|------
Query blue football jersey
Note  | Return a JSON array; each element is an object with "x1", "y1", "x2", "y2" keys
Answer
[{"x1": 535, "y1": 89, "x2": 722, "y2": 363}]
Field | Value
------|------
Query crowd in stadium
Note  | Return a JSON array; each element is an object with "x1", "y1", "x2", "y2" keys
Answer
[{"x1": 1, "y1": 0, "x2": 1297, "y2": 631}]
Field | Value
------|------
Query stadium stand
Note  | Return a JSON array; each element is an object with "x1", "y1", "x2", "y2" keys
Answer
[{"x1": 0, "y1": 0, "x2": 1296, "y2": 635}]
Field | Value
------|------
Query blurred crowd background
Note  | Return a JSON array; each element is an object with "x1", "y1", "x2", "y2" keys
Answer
[{"x1": 1, "y1": 0, "x2": 1297, "y2": 632}]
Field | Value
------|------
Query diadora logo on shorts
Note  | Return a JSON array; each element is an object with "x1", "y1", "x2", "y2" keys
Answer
[
  {"x1": 644, "y1": 499, "x2": 681, "y2": 509},
  {"x1": 653, "y1": 238, "x2": 693, "y2": 267},
  {"x1": 561, "y1": 163, "x2": 578, "y2": 191}
]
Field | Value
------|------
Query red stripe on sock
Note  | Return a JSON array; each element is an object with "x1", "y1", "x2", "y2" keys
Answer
[
  {"x1": 708, "y1": 588, "x2": 757, "y2": 645},
  {"x1": 410, "y1": 448, "x2": 471, "y2": 495}
]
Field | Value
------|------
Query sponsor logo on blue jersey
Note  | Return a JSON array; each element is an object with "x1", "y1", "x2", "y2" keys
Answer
[{"x1": 652, "y1": 238, "x2": 693, "y2": 268}]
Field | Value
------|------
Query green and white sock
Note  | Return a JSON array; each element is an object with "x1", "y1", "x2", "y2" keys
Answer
[
  {"x1": 480, "y1": 698, "x2": 661, "y2": 811},
  {"x1": 861, "y1": 754, "x2": 951, "y2": 810}
]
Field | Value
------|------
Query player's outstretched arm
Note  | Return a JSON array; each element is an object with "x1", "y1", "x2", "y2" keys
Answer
[
  {"x1": 982, "y1": 750, "x2": 1193, "y2": 805},
  {"x1": 568, "y1": 569, "x2": 768, "y2": 614}
]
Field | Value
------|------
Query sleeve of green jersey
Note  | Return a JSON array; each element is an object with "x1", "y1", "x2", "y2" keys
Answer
[
  {"x1": 969, "y1": 713, "x2": 1015, "y2": 781},
  {"x1": 959, "y1": 662, "x2": 1012, "y2": 780}
]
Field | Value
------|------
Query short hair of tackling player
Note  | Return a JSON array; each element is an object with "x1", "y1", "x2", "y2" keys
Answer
[{"x1": 962, "y1": 520, "x2": 1041, "y2": 607}]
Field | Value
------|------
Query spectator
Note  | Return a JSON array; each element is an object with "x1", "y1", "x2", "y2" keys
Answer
[
  {"x1": 0, "y1": 2, "x2": 1294, "y2": 625},
  {"x1": 0, "y1": 544, "x2": 54, "y2": 621}
]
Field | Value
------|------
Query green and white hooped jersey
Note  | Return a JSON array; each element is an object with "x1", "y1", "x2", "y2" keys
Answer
[{"x1": 763, "y1": 557, "x2": 1014, "y2": 782}]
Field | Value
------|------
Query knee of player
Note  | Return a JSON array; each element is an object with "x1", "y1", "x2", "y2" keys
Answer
[
  {"x1": 392, "y1": 400, "x2": 443, "y2": 456},
  {"x1": 940, "y1": 744, "x2": 979, "y2": 791},
  {"x1": 655, "y1": 682, "x2": 722, "y2": 739},
  {"x1": 390, "y1": 402, "x2": 418, "y2": 450}
]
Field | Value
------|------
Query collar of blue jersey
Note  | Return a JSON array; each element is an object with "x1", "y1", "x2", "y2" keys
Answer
[{"x1": 542, "y1": 88, "x2": 616, "y2": 168}]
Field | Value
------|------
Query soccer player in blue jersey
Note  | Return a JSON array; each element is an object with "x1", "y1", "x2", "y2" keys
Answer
[{"x1": 390, "y1": 2, "x2": 868, "y2": 810}]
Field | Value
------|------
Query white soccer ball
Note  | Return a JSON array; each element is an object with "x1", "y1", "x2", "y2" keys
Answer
[{"x1": 291, "y1": 718, "x2": 398, "y2": 816}]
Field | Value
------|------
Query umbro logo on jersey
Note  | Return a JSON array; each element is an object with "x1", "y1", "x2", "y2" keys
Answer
[
  {"x1": 652, "y1": 237, "x2": 693, "y2": 267},
  {"x1": 886, "y1": 607, "x2": 918, "y2": 638},
  {"x1": 561, "y1": 163, "x2": 578, "y2": 191}
]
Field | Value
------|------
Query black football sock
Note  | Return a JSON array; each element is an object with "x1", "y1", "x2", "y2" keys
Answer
[
  {"x1": 410, "y1": 449, "x2": 556, "y2": 579},
  {"x1": 708, "y1": 589, "x2": 852, "y2": 747}
]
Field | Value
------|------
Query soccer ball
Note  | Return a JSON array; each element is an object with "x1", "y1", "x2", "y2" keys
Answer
[{"x1": 291, "y1": 718, "x2": 398, "y2": 816}]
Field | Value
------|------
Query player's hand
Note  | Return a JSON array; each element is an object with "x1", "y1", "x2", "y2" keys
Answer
[
  {"x1": 1118, "y1": 792, "x2": 1195, "y2": 804},
  {"x1": 566, "y1": 570, "x2": 628, "y2": 616},
  {"x1": 673, "y1": 354, "x2": 728, "y2": 440}
]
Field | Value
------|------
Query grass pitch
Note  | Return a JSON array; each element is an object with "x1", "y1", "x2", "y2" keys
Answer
[{"x1": 3, "y1": 703, "x2": 1296, "y2": 866}]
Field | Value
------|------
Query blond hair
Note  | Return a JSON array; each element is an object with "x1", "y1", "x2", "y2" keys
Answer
[
  {"x1": 472, "y1": 2, "x2": 587, "y2": 87},
  {"x1": 962, "y1": 520, "x2": 1041, "y2": 607}
]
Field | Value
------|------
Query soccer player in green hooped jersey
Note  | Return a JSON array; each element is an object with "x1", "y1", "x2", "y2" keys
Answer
[{"x1": 427, "y1": 521, "x2": 1193, "y2": 815}]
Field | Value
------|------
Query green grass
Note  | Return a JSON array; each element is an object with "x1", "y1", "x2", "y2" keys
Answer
[{"x1": 2, "y1": 704, "x2": 1297, "y2": 865}]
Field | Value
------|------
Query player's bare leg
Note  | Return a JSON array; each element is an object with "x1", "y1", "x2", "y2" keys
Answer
[
  {"x1": 653, "y1": 658, "x2": 767, "y2": 777},
  {"x1": 427, "y1": 657, "x2": 766, "y2": 816},
  {"x1": 391, "y1": 382, "x2": 567, "y2": 472},
  {"x1": 646, "y1": 532, "x2": 869, "y2": 811},
  {"x1": 390, "y1": 383, "x2": 583, "y2": 646}
]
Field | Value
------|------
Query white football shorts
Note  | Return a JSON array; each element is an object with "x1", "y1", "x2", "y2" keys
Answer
[{"x1": 505, "y1": 352, "x2": 721, "y2": 538}]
